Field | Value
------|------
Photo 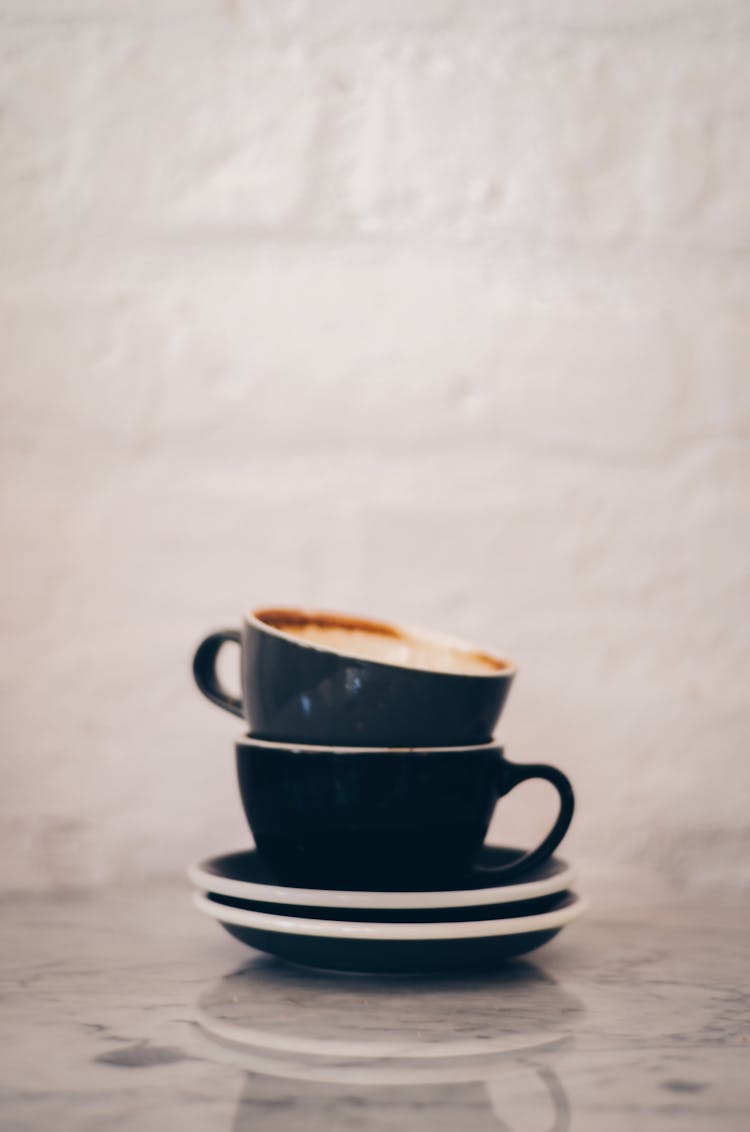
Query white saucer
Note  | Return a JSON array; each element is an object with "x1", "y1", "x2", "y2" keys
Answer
[{"x1": 188, "y1": 845, "x2": 575, "y2": 911}]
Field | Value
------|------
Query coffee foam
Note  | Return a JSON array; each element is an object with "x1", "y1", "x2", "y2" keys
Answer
[{"x1": 257, "y1": 610, "x2": 508, "y2": 676}]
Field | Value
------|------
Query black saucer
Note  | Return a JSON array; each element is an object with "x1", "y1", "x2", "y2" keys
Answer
[
  {"x1": 207, "y1": 889, "x2": 571, "y2": 923},
  {"x1": 189, "y1": 845, "x2": 575, "y2": 911},
  {"x1": 195, "y1": 892, "x2": 586, "y2": 974}
]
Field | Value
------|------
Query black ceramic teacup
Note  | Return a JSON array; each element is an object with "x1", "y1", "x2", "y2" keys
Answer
[
  {"x1": 235, "y1": 736, "x2": 574, "y2": 889},
  {"x1": 193, "y1": 606, "x2": 516, "y2": 747}
]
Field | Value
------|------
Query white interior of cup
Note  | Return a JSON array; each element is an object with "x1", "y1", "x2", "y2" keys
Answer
[{"x1": 250, "y1": 607, "x2": 514, "y2": 677}]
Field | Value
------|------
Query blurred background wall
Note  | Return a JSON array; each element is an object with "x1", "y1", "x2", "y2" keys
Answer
[{"x1": 1, "y1": 0, "x2": 748, "y2": 893}]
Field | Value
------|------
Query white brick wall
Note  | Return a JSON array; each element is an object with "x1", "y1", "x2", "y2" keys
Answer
[{"x1": 1, "y1": 0, "x2": 748, "y2": 892}]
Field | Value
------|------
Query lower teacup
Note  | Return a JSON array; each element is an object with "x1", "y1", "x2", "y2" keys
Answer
[{"x1": 235, "y1": 736, "x2": 574, "y2": 890}]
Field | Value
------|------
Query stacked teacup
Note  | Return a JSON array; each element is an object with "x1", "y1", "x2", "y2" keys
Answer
[{"x1": 190, "y1": 606, "x2": 585, "y2": 973}]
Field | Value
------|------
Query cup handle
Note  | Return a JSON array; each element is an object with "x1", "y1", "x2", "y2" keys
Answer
[
  {"x1": 475, "y1": 757, "x2": 575, "y2": 881},
  {"x1": 192, "y1": 630, "x2": 244, "y2": 718}
]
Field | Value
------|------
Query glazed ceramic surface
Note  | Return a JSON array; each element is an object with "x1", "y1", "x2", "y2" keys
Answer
[
  {"x1": 192, "y1": 606, "x2": 516, "y2": 746},
  {"x1": 194, "y1": 891, "x2": 587, "y2": 973},
  {"x1": 204, "y1": 888, "x2": 571, "y2": 923},
  {"x1": 235, "y1": 737, "x2": 575, "y2": 889},
  {"x1": 188, "y1": 845, "x2": 575, "y2": 909}
]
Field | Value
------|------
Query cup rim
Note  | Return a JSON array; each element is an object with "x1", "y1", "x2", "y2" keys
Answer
[
  {"x1": 236, "y1": 735, "x2": 503, "y2": 756},
  {"x1": 245, "y1": 606, "x2": 517, "y2": 680}
]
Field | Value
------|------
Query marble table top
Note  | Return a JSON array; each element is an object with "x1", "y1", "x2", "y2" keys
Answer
[{"x1": 0, "y1": 879, "x2": 747, "y2": 1130}]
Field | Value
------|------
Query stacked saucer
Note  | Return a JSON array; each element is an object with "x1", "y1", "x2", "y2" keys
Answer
[
  {"x1": 189, "y1": 846, "x2": 586, "y2": 974},
  {"x1": 191, "y1": 606, "x2": 585, "y2": 973}
]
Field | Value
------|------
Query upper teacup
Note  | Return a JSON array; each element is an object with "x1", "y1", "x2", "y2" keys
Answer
[{"x1": 193, "y1": 606, "x2": 516, "y2": 747}]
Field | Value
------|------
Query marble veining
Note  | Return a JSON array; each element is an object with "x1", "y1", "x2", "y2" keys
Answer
[{"x1": 0, "y1": 884, "x2": 748, "y2": 1130}]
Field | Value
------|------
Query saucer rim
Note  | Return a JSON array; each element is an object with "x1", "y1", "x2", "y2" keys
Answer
[
  {"x1": 188, "y1": 847, "x2": 575, "y2": 910},
  {"x1": 193, "y1": 890, "x2": 587, "y2": 941}
]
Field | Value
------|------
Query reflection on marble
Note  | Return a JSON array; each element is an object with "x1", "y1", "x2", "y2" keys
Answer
[
  {"x1": 191, "y1": 961, "x2": 577, "y2": 1131},
  {"x1": 228, "y1": 1067, "x2": 571, "y2": 1132},
  {"x1": 195, "y1": 957, "x2": 583, "y2": 1057},
  {"x1": 191, "y1": 1032, "x2": 571, "y2": 1086},
  {"x1": 0, "y1": 883, "x2": 748, "y2": 1130},
  {"x1": 192, "y1": 1016, "x2": 574, "y2": 1129}
]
